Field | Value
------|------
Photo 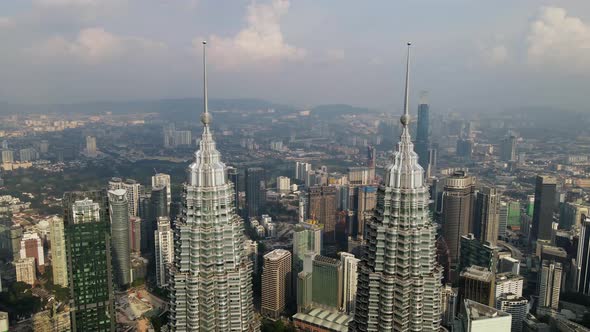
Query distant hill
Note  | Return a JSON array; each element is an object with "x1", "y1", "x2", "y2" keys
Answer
[
  {"x1": 0, "y1": 98, "x2": 296, "y2": 115},
  {"x1": 311, "y1": 104, "x2": 376, "y2": 118}
]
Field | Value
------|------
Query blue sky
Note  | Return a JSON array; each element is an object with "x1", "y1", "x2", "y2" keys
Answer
[{"x1": 0, "y1": 0, "x2": 589, "y2": 112}]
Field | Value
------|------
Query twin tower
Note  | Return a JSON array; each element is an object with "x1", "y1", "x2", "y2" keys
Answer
[{"x1": 168, "y1": 42, "x2": 442, "y2": 332}]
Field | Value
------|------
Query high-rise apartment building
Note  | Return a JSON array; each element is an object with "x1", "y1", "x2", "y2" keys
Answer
[
  {"x1": 351, "y1": 44, "x2": 442, "y2": 332},
  {"x1": 495, "y1": 273, "x2": 524, "y2": 300},
  {"x1": 295, "y1": 162, "x2": 312, "y2": 181},
  {"x1": 19, "y1": 148, "x2": 38, "y2": 162},
  {"x1": 154, "y1": 217, "x2": 174, "y2": 288},
  {"x1": 276, "y1": 176, "x2": 291, "y2": 193},
  {"x1": 108, "y1": 189, "x2": 131, "y2": 289},
  {"x1": 577, "y1": 217, "x2": 590, "y2": 295},
  {"x1": 14, "y1": 257, "x2": 36, "y2": 285},
  {"x1": 308, "y1": 186, "x2": 337, "y2": 244},
  {"x1": 63, "y1": 191, "x2": 115, "y2": 332},
  {"x1": 496, "y1": 294, "x2": 528, "y2": 332},
  {"x1": 49, "y1": 217, "x2": 68, "y2": 288},
  {"x1": 538, "y1": 260, "x2": 562, "y2": 310},
  {"x1": 152, "y1": 173, "x2": 171, "y2": 214},
  {"x1": 108, "y1": 178, "x2": 141, "y2": 217},
  {"x1": 168, "y1": 42, "x2": 257, "y2": 331},
  {"x1": 261, "y1": 249, "x2": 292, "y2": 319},
  {"x1": 20, "y1": 231, "x2": 45, "y2": 273},
  {"x1": 442, "y1": 170, "x2": 475, "y2": 269},
  {"x1": 1, "y1": 150, "x2": 14, "y2": 163},
  {"x1": 246, "y1": 167, "x2": 265, "y2": 218},
  {"x1": 340, "y1": 252, "x2": 359, "y2": 314},
  {"x1": 473, "y1": 185, "x2": 499, "y2": 245},
  {"x1": 532, "y1": 176, "x2": 557, "y2": 242}
]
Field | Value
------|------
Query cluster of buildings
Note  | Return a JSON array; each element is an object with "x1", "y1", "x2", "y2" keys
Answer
[{"x1": 2, "y1": 45, "x2": 590, "y2": 332}]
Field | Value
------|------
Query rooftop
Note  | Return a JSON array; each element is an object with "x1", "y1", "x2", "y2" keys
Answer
[
  {"x1": 464, "y1": 299, "x2": 511, "y2": 321},
  {"x1": 264, "y1": 249, "x2": 290, "y2": 261},
  {"x1": 461, "y1": 265, "x2": 493, "y2": 282},
  {"x1": 293, "y1": 307, "x2": 352, "y2": 332}
]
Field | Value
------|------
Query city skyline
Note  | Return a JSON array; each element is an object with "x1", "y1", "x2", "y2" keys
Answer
[
  {"x1": 1, "y1": 3, "x2": 590, "y2": 332},
  {"x1": 0, "y1": 1, "x2": 589, "y2": 112}
]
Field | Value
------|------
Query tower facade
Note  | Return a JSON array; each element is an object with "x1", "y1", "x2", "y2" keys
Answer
[
  {"x1": 538, "y1": 260, "x2": 562, "y2": 310},
  {"x1": 532, "y1": 176, "x2": 557, "y2": 242},
  {"x1": 473, "y1": 185, "x2": 499, "y2": 245},
  {"x1": 20, "y1": 231, "x2": 45, "y2": 273},
  {"x1": 63, "y1": 191, "x2": 115, "y2": 332},
  {"x1": 108, "y1": 189, "x2": 131, "y2": 289},
  {"x1": 415, "y1": 97, "x2": 430, "y2": 170},
  {"x1": 442, "y1": 170, "x2": 475, "y2": 269},
  {"x1": 155, "y1": 217, "x2": 174, "y2": 288},
  {"x1": 340, "y1": 252, "x2": 359, "y2": 314},
  {"x1": 49, "y1": 217, "x2": 68, "y2": 288},
  {"x1": 246, "y1": 167, "x2": 265, "y2": 218},
  {"x1": 169, "y1": 42, "x2": 257, "y2": 331},
  {"x1": 577, "y1": 216, "x2": 590, "y2": 295},
  {"x1": 261, "y1": 249, "x2": 292, "y2": 319},
  {"x1": 152, "y1": 173, "x2": 172, "y2": 214},
  {"x1": 500, "y1": 135, "x2": 517, "y2": 162},
  {"x1": 308, "y1": 185, "x2": 337, "y2": 244},
  {"x1": 351, "y1": 44, "x2": 442, "y2": 332}
]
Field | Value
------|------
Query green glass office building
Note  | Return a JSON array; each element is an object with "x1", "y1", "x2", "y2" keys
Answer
[{"x1": 64, "y1": 190, "x2": 115, "y2": 332}]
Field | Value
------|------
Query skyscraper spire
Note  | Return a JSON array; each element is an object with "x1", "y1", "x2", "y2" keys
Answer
[
  {"x1": 384, "y1": 41, "x2": 423, "y2": 190},
  {"x1": 169, "y1": 40, "x2": 258, "y2": 331},
  {"x1": 188, "y1": 40, "x2": 225, "y2": 187},
  {"x1": 201, "y1": 41, "x2": 211, "y2": 128},
  {"x1": 401, "y1": 42, "x2": 411, "y2": 128},
  {"x1": 350, "y1": 43, "x2": 442, "y2": 332}
]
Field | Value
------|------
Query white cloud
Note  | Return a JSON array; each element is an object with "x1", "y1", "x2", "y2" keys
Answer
[
  {"x1": 481, "y1": 44, "x2": 508, "y2": 65},
  {"x1": 30, "y1": 27, "x2": 166, "y2": 63},
  {"x1": 200, "y1": 0, "x2": 305, "y2": 69},
  {"x1": 527, "y1": 6, "x2": 590, "y2": 69},
  {"x1": 0, "y1": 17, "x2": 15, "y2": 29},
  {"x1": 35, "y1": 0, "x2": 106, "y2": 6}
]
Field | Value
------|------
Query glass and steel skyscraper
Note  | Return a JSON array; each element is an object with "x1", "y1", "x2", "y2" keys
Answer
[
  {"x1": 108, "y1": 189, "x2": 131, "y2": 289},
  {"x1": 415, "y1": 93, "x2": 430, "y2": 170},
  {"x1": 169, "y1": 41, "x2": 258, "y2": 331},
  {"x1": 64, "y1": 190, "x2": 115, "y2": 332},
  {"x1": 532, "y1": 175, "x2": 557, "y2": 242},
  {"x1": 351, "y1": 43, "x2": 442, "y2": 332},
  {"x1": 246, "y1": 167, "x2": 265, "y2": 218}
]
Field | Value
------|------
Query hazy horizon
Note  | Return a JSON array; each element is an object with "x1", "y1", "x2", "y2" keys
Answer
[{"x1": 1, "y1": 0, "x2": 589, "y2": 112}]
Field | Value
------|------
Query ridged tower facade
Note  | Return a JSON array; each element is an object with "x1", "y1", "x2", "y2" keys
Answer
[
  {"x1": 169, "y1": 41, "x2": 258, "y2": 332},
  {"x1": 350, "y1": 44, "x2": 443, "y2": 332}
]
